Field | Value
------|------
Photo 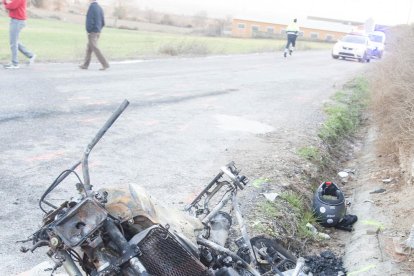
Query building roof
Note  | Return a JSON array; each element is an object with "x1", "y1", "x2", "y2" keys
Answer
[
  {"x1": 307, "y1": 16, "x2": 364, "y2": 26},
  {"x1": 233, "y1": 15, "x2": 358, "y2": 33}
]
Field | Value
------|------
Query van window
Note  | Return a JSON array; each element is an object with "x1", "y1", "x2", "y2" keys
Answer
[{"x1": 369, "y1": 34, "x2": 384, "y2": 43}]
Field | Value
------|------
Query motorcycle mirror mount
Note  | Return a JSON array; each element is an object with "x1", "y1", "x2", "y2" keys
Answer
[{"x1": 82, "y1": 99, "x2": 130, "y2": 192}]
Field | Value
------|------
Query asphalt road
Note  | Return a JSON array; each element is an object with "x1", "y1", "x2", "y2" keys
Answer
[{"x1": 0, "y1": 51, "x2": 365, "y2": 274}]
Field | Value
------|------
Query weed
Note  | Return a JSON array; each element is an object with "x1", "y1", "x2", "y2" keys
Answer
[
  {"x1": 251, "y1": 177, "x2": 270, "y2": 188},
  {"x1": 318, "y1": 77, "x2": 369, "y2": 146},
  {"x1": 252, "y1": 221, "x2": 277, "y2": 236},
  {"x1": 258, "y1": 201, "x2": 282, "y2": 218},
  {"x1": 298, "y1": 146, "x2": 320, "y2": 161},
  {"x1": 297, "y1": 211, "x2": 318, "y2": 239},
  {"x1": 158, "y1": 40, "x2": 211, "y2": 56},
  {"x1": 278, "y1": 192, "x2": 319, "y2": 239},
  {"x1": 280, "y1": 191, "x2": 303, "y2": 212}
]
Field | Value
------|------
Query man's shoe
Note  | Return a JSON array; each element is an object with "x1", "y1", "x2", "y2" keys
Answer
[
  {"x1": 283, "y1": 52, "x2": 287, "y2": 58},
  {"x1": 28, "y1": 54, "x2": 36, "y2": 65},
  {"x1": 289, "y1": 50, "x2": 293, "y2": 56},
  {"x1": 4, "y1": 63, "x2": 20, "y2": 69},
  {"x1": 79, "y1": 65, "x2": 88, "y2": 70},
  {"x1": 99, "y1": 65, "x2": 109, "y2": 71}
]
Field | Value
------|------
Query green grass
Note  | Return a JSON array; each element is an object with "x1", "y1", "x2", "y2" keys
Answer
[
  {"x1": 259, "y1": 201, "x2": 283, "y2": 218},
  {"x1": 297, "y1": 146, "x2": 320, "y2": 161},
  {"x1": 318, "y1": 77, "x2": 370, "y2": 145},
  {"x1": 279, "y1": 191, "x2": 318, "y2": 239},
  {"x1": 0, "y1": 15, "x2": 332, "y2": 62},
  {"x1": 280, "y1": 191, "x2": 303, "y2": 211},
  {"x1": 298, "y1": 210, "x2": 319, "y2": 239},
  {"x1": 253, "y1": 201, "x2": 281, "y2": 236},
  {"x1": 254, "y1": 191, "x2": 318, "y2": 240},
  {"x1": 250, "y1": 79, "x2": 369, "y2": 246}
]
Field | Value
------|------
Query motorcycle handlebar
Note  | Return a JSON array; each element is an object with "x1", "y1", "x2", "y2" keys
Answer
[{"x1": 82, "y1": 100, "x2": 130, "y2": 191}]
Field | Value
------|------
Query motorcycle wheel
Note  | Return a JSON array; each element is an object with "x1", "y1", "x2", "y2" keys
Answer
[{"x1": 250, "y1": 236, "x2": 296, "y2": 272}]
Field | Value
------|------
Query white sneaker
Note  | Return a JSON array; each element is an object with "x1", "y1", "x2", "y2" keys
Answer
[
  {"x1": 29, "y1": 54, "x2": 36, "y2": 65},
  {"x1": 4, "y1": 63, "x2": 20, "y2": 69}
]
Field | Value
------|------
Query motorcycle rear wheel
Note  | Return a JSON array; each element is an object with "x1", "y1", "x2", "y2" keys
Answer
[{"x1": 250, "y1": 236, "x2": 297, "y2": 273}]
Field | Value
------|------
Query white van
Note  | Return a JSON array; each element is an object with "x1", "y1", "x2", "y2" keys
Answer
[{"x1": 368, "y1": 31, "x2": 386, "y2": 58}]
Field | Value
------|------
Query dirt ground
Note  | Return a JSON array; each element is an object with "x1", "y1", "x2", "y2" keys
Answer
[{"x1": 333, "y1": 125, "x2": 414, "y2": 275}]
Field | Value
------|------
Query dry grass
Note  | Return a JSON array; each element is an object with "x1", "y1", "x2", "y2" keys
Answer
[
  {"x1": 370, "y1": 25, "x2": 414, "y2": 183},
  {"x1": 158, "y1": 40, "x2": 211, "y2": 56}
]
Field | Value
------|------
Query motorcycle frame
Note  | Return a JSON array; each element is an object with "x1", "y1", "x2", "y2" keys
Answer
[
  {"x1": 32, "y1": 100, "x2": 306, "y2": 276},
  {"x1": 36, "y1": 100, "x2": 150, "y2": 276},
  {"x1": 187, "y1": 163, "x2": 262, "y2": 274},
  {"x1": 188, "y1": 164, "x2": 305, "y2": 276}
]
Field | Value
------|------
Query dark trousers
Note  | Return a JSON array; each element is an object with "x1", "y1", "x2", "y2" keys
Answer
[
  {"x1": 285, "y1": 34, "x2": 297, "y2": 49},
  {"x1": 82, "y1": 32, "x2": 109, "y2": 68}
]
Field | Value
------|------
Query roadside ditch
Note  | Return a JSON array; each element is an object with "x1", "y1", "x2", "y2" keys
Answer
[
  {"x1": 240, "y1": 65, "x2": 414, "y2": 275},
  {"x1": 237, "y1": 76, "x2": 404, "y2": 275}
]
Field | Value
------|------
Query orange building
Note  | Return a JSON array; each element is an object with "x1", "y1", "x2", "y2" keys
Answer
[{"x1": 232, "y1": 17, "x2": 359, "y2": 42}]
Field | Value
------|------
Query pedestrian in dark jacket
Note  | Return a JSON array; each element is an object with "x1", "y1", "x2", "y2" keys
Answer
[{"x1": 80, "y1": 0, "x2": 109, "y2": 70}]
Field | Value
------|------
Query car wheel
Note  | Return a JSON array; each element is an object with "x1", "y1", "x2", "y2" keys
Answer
[
  {"x1": 378, "y1": 51, "x2": 383, "y2": 58},
  {"x1": 359, "y1": 52, "x2": 368, "y2": 63},
  {"x1": 332, "y1": 55, "x2": 339, "y2": 59}
]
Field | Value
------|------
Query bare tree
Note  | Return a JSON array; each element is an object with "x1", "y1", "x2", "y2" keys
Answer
[
  {"x1": 145, "y1": 8, "x2": 156, "y2": 23},
  {"x1": 193, "y1": 10, "x2": 208, "y2": 28},
  {"x1": 160, "y1": 14, "x2": 174, "y2": 26},
  {"x1": 205, "y1": 19, "x2": 226, "y2": 36},
  {"x1": 30, "y1": 0, "x2": 46, "y2": 8},
  {"x1": 54, "y1": 0, "x2": 68, "y2": 11},
  {"x1": 113, "y1": 0, "x2": 140, "y2": 23},
  {"x1": 224, "y1": 15, "x2": 233, "y2": 28}
]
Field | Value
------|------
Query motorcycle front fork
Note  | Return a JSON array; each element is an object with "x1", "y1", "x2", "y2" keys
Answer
[
  {"x1": 104, "y1": 219, "x2": 149, "y2": 276},
  {"x1": 50, "y1": 219, "x2": 149, "y2": 276},
  {"x1": 49, "y1": 250, "x2": 82, "y2": 276}
]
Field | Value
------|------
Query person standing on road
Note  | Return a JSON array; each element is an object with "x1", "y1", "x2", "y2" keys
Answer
[
  {"x1": 79, "y1": 0, "x2": 109, "y2": 70},
  {"x1": 284, "y1": 18, "x2": 300, "y2": 58},
  {"x1": 2, "y1": 0, "x2": 36, "y2": 69}
]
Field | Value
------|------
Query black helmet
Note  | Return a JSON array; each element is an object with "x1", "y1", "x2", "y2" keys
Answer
[{"x1": 312, "y1": 182, "x2": 346, "y2": 227}]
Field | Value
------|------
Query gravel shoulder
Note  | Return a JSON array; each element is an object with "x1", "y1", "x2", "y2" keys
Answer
[{"x1": 341, "y1": 127, "x2": 414, "y2": 275}]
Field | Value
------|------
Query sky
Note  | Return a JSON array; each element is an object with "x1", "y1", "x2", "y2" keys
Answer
[{"x1": 135, "y1": 0, "x2": 414, "y2": 25}]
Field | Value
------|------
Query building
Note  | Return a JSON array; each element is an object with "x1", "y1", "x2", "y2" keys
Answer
[{"x1": 232, "y1": 17, "x2": 361, "y2": 42}]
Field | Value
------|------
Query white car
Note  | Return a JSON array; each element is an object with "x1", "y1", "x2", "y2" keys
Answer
[
  {"x1": 368, "y1": 31, "x2": 386, "y2": 58},
  {"x1": 332, "y1": 34, "x2": 372, "y2": 62}
]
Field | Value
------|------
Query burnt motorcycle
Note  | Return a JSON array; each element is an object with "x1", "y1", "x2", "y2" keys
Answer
[{"x1": 20, "y1": 100, "x2": 304, "y2": 276}]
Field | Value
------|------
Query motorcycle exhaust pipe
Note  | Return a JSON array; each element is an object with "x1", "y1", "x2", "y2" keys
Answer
[{"x1": 208, "y1": 212, "x2": 232, "y2": 247}]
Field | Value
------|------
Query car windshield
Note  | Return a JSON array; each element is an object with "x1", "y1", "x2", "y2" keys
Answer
[
  {"x1": 369, "y1": 34, "x2": 383, "y2": 43},
  {"x1": 341, "y1": 35, "x2": 366, "y2": 44}
]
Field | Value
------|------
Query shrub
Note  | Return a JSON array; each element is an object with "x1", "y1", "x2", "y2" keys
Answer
[
  {"x1": 158, "y1": 40, "x2": 210, "y2": 56},
  {"x1": 370, "y1": 25, "x2": 414, "y2": 183}
]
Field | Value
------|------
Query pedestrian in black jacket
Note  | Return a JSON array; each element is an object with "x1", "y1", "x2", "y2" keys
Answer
[{"x1": 80, "y1": 0, "x2": 109, "y2": 70}]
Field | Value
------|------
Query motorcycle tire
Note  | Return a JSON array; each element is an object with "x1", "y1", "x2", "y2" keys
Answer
[{"x1": 250, "y1": 236, "x2": 296, "y2": 272}]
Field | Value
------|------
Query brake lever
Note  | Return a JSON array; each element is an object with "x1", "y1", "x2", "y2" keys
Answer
[{"x1": 20, "y1": 240, "x2": 50, "y2": 253}]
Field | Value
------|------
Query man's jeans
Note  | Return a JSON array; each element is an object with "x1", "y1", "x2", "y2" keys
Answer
[{"x1": 10, "y1": 18, "x2": 33, "y2": 65}]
